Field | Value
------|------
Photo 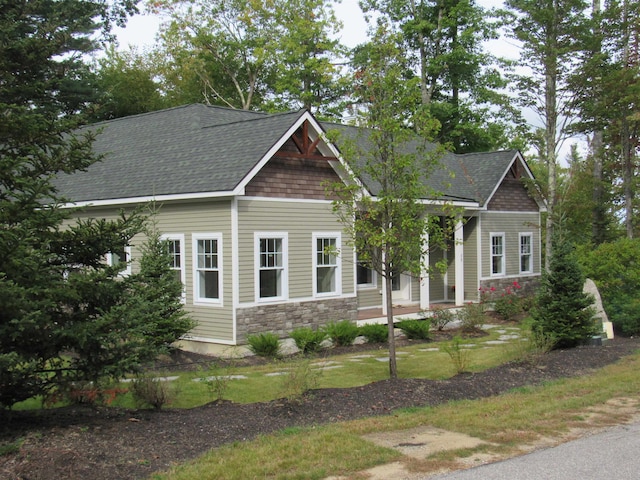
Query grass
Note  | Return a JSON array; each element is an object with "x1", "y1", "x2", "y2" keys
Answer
[
  {"x1": 155, "y1": 351, "x2": 640, "y2": 479},
  {"x1": 9, "y1": 325, "x2": 528, "y2": 411}
]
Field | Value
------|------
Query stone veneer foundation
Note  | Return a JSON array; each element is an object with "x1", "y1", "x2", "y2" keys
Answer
[
  {"x1": 236, "y1": 297, "x2": 358, "y2": 343},
  {"x1": 479, "y1": 275, "x2": 540, "y2": 299}
]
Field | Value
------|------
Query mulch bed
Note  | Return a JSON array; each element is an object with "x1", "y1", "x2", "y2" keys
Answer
[{"x1": 1, "y1": 334, "x2": 639, "y2": 480}]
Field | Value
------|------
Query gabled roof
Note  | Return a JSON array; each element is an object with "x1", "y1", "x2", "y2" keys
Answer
[
  {"x1": 54, "y1": 104, "x2": 307, "y2": 203},
  {"x1": 53, "y1": 104, "x2": 535, "y2": 209},
  {"x1": 323, "y1": 122, "x2": 523, "y2": 205}
]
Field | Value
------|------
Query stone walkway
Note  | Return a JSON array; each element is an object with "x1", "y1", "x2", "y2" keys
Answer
[{"x1": 133, "y1": 324, "x2": 524, "y2": 384}]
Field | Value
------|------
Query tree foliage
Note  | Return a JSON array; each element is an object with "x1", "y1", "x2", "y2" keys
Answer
[
  {"x1": 91, "y1": 46, "x2": 167, "y2": 121},
  {"x1": 577, "y1": 238, "x2": 640, "y2": 336},
  {"x1": 150, "y1": 0, "x2": 347, "y2": 117},
  {"x1": 0, "y1": 0, "x2": 193, "y2": 409},
  {"x1": 531, "y1": 235, "x2": 596, "y2": 349},
  {"x1": 359, "y1": 0, "x2": 516, "y2": 152},
  {"x1": 328, "y1": 25, "x2": 454, "y2": 378}
]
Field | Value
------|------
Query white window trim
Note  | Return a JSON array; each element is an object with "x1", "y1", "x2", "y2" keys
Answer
[
  {"x1": 192, "y1": 233, "x2": 223, "y2": 306},
  {"x1": 312, "y1": 232, "x2": 342, "y2": 297},
  {"x1": 161, "y1": 233, "x2": 186, "y2": 303},
  {"x1": 255, "y1": 232, "x2": 288, "y2": 303},
  {"x1": 490, "y1": 232, "x2": 506, "y2": 277},
  {"x1": 107, "y1": 245, "x2": 132, "y2": 277},
  {"x1": 519, "y1": 232, "x2": 534, "y2": 274}
]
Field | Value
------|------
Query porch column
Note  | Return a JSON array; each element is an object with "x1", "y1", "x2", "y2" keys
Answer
[
  {"x1": 454, "y1": 217, "x2": 465, "y2": 306},
  {"x1": 381, "y1": 251, "x2": 388, "y2": 317},
  {"x1": 420, "y1": 230, "x2": 430, "y2": 310}
]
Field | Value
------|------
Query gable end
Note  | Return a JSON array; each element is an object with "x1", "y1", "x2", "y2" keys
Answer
[{"x1": 487, "y1": 169, "x2": 539, "y2": 212}]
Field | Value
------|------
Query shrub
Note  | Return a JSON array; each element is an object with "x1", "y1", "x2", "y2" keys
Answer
[
  {"x1": 427, "y1": 305, "x2": 455, "y2": 331},
  {"x1": 531, "y1": 236, "x2": 596, "y2": 348},
  {"x1": 278, "y1": 359, "x2": 322, "y2": 403},
  {"x1": 458, "y1": 302, "x2": 486, "y2": 332},
  {"x1": 130, "y1": 374, "x2": 178, "y2": 410},
  {"x1": 246, "y1": 332, "x2": 281, "y2": 358},
  {"x1": 290, "y1": 327, "x2": 327, "y2": 354},
  {"x1": 396, "y1": 319, "x2": 431, "y2": 340},
  {"x1": 359, "y1": 323, "x2": 388, "y2": 343},
  {"x1": 577, "y1": 238, "x2": 640, "y2": 336},
  {"x1": 480, "y1": 282, "x2": 525, "y2": 321},
  {"x1": 441, "y1": 336, "x2": 471, "y2": 374},
  {"x1": 201, "y1": 361, "x2": 238, "y2": 402},
  {"x1": 323, "y1": 320, "x2": 359, "y2": 347}
]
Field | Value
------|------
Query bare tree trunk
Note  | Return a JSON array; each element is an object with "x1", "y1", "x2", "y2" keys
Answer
[
  {"x1": 591, "y1": 0, "x2": 606, "y2": 244},
  {"x1": 544, "y1": 0, "x2": 559, "y2": 271},
  {"x1": 591, "y1": 131, "x2": 606, "y2": 243},
  {"x1": 385, "y1": 274, "x2": 397, "y2": 379}
]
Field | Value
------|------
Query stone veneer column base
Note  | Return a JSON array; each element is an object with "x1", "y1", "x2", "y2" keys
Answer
[{"x1": 236, "y1": 297, "x2": 358, "y2": 344}]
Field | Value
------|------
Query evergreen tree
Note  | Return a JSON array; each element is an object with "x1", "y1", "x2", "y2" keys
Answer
[
  {"x1": 0, "y1": 0, "x2": 193, "y2": 409},
  {"x1": 531, "y1": 235, "x2": 596, "y2": 349}
]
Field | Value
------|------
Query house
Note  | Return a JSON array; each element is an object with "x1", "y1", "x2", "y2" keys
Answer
[{"x1": 54, "y1": 104, "x2": 544, "y2": 354}]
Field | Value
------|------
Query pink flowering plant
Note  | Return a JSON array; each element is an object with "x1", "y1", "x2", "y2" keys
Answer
[{"x1": 480, "y1": 281, "x2": 525, "y2": 321}]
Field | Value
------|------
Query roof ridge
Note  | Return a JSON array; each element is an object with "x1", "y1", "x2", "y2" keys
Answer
[
  {"x1": 201, "y1": 109, "x2": 306, "y2": 130},
  {"x1": 81, "y1": 104, "x2": 202, "y2": 129}
]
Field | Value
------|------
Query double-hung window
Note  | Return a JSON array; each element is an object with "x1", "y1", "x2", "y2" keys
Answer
[
  {"x1": 490, "y1": 233, "x2": 505, "y2": 276},
  {"x1": 313, "y1": 233, "x2": 341, "y2": 296},
  {"x1": 256, "y1": 233, "x2": 287, "y2": 301},
  {"x1": 193, "y1": 234, "x2": 222, "y2": 304},
  {"x1": 107, "y1": 245, "x2": 131, "y2": 276},
  {"x1": 519, "y1": 233, "x2": 533, "y2": 274},
  {"x1": 162, "y1": 234, "x2": 186, "y2": 302}
]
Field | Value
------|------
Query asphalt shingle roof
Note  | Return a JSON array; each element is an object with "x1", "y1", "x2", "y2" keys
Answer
[
  {"x1": 53, "y1": 104, "x2": 520, "y2": 206},
  {"x1": 53, "y1": 104, "x2": 306, "y2": 202},
  {"x1": 322, "y1": 122, "x2": 518, "y2": 204}
]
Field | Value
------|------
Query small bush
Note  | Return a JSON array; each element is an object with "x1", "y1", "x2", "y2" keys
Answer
[
  {"x1": 278, "y1": 359, "x2": 322, "y2": 403},
  {"x1": 441, "y1": 335, "x2": 471, "y2": 374},
  {"x1": 201, "y1": 361, "x2": 238, "y2": 402},
  {"x1": 246, "y1": 332, "x2": 281, "y2": 358},
  {"x1": 130, "y1": 374, "x2": 178, "y2": 410},
  {"x1": 290, "y1": 327, "x2": 327, "y2": 354},
  {"x1": 323, "y1": 320, "x2": 359, "y2": 347},
  {"x1": 359, "y1": 323, "x2": 388, "y2": 343},
  {"x1": 396, "y1": 319, "x2": 431, "y2": 340},
  {"x1": 428, "y1": 306, "x2": 455, "y2": 331},
  {"x1": 458, "y1": 303, "x2": 486, "y2": 332}
]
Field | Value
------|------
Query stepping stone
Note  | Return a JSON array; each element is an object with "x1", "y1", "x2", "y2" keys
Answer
[
  {"x1": 498, "y1": 334, "x2": 520, "y2": 341},
  {"x1": 311, "y1": 360, "x2": 341, "y2": 367},
  {"x1": 485, "y1": 340, "x2": 507, "y2": 345},
  {"x1": 418, "y1": 348, "x2": 440, "y2": 352},
  {"x1": 192, "y1": 375, "x2": 247, "y2": 382},
  {"x1": 375, "y1": 357, "x2": 389, "y2": 362},
  {"x1": 396, "y1": 351, "x2": 410, "y2": 355},
  {"x1": 349, "y1": 354, "x2": 374, "y2": 359},
  {"x1": 313, "y1": 365, "x2": 343, "y2": 371},
  {"x1": 121, "y1": 376, "x2": 179, "y2": 383},
  {"x1": 264, "y1": 371, "x2": 289, "y2": 377}
]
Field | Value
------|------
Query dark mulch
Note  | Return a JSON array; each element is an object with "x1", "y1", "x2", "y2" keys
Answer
[{"x1": 1, "y1": 335, "x2": 639, "y2": 480}]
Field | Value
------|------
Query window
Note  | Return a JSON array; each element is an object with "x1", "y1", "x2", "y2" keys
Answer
[
  {"x1": 490, "y1": 233, "x2": 505, "y2": 276},
  {"x1": 314, "y1": 234, "x2": 341, "y2": 296},
  {"x1": 519, "y1": 233, "x2": 533, "y2": 274},
  {"x1": 193, "y1": 234, "x2": 222, "y2": 304},
  {"x1": 162, "y1": 234, "x2": 186, "y2": 301},
  {"x1": 107, "y1": 245, "x2": 131, "y2": 276},
  {"x1": 256, "y1": 233, "x2": 287, "y2": 300}
]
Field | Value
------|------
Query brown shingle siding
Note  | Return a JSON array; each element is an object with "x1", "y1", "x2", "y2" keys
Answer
[
  {"x1": 245, "y1": 156, "x2": 340, "y2": 200},
  {"x1": 487, "y1": 173, "x2": 539, "y2": 212}
]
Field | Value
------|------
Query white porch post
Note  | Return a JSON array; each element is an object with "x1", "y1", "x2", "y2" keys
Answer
[
  {"x1": 420, "y1": 230, "x2": 430, "y2": 310},
  {"x1": 381, "y1": 251, "x2": 388, "y2": 316},
  {"x1": 454, "y1": 217, "x2": 465, "y2": 306}
]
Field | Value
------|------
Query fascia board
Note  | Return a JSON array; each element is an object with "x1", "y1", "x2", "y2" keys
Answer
[{"x1": 59, "y1": 190, "x2": 235, "y2": 209}]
